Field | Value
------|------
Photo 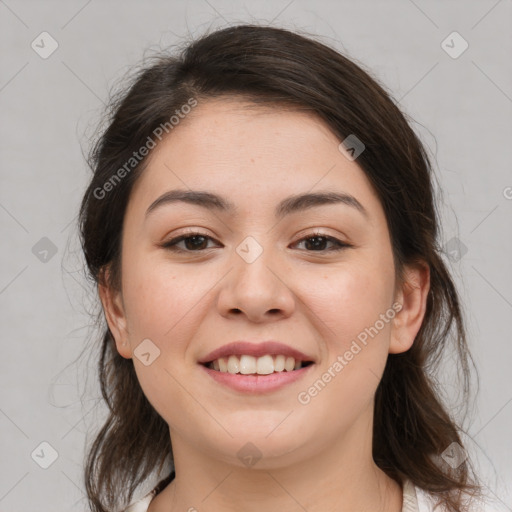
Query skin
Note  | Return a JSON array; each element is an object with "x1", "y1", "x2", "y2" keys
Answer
[{"x1": 100, "y1": 98, "x2": 430, "y2": 512}]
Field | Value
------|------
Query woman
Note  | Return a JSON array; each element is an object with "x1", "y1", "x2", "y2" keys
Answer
[{"x1": 79, "y1": 24, "x2": 499, "y2": 512}]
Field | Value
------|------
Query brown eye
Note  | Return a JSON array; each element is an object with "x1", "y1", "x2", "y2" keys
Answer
[
  {"x1": 161, "y1": 231, "x2": 351, "y2": 254},
  {"x1": 293, "y1": 232, "x2": 351, "y2": 252},
  {"x1": 161, "y1": 232, "x2": 219, "y2": 252}
]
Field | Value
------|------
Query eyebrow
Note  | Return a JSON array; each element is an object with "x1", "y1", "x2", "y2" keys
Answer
[{"x1": 145, "y1": 189, "x2": 368, "y2": 220}]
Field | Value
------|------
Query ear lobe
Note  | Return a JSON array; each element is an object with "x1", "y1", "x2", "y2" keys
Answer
[
  {"x1": 98, "y1": 267, "x2": 132, "y2": 359},
  {"x1": 389, "y1": 262, "x2": 430, "y2": 354}
]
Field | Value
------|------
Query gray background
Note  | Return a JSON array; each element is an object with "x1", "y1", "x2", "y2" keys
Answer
[{"x1": 1, "y1": 1, "x2": 511, "y2": 510}]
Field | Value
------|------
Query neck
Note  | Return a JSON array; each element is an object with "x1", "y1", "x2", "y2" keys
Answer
[{"x1": 148, "y1": 412, "x2": 403, "y2": 512}]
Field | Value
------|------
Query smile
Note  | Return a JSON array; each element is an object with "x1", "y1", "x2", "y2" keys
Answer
[
  {"x1": 203, "y1": 354, "x2": 315, "y2": 375},
  {"x1": 199, "y1": 357, "x2": 316, "y2": 393}
]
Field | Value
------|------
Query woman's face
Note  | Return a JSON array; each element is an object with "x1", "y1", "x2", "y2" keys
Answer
[{"x1": 101, "y1": 98, "x2": 427, "y2": 469}]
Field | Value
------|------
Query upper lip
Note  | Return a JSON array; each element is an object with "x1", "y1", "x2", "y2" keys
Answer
[{"x1": 197, "y1": 341, "x2": 316, "y2": 364}]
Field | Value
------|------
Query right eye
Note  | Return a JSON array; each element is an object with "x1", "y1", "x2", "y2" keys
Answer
[{"x1": 160, "y1": 232, "x2": 221, "y2": 253}]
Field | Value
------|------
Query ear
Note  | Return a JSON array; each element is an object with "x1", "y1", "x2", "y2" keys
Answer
[
  {"x1": 98, "y1": 266, "x2": 132, "y2": 359},
  {"x1": 389, "y1": 261, "x2": 430, "y2": 354}
]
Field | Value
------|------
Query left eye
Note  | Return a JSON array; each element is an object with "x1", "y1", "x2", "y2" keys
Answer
[
  {"x1": 161, "y1": 231, "x2": 351, "y2": 253},
  {"x1": 294, "y1": 233, "x2": 350, "y2": 252}
]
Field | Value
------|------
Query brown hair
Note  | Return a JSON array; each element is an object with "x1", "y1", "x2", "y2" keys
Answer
[{"x1": 79, "y1": 23, "x2": 482, "y2": 511}]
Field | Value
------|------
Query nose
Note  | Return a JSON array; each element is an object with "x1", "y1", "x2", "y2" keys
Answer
[{"x1": 216, "y1": 238, "x2": 296, "y2": 323}]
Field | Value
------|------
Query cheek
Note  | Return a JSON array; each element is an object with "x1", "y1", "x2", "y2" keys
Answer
[
  {"x1": 121, "y1": 258, "x2": 212, "y2": 426},
  {"x1": 295, "y1": 261, "x2": 395, "y2": 413},
  {"x1": 297, "y1": 259, "x2": 395, "y2": 346},
  {"x1": 121, "y1": 255, "x2": 214, "y2": 347}
]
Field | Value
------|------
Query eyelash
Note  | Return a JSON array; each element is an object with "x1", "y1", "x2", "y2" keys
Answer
[{"x1": 160, "y1": 230, "x2": 351, "y2": 254}]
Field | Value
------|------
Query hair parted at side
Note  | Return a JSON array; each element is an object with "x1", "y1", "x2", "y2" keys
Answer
[{"x1": 79, "y1": 23, "x2": 482, "y2": 512}]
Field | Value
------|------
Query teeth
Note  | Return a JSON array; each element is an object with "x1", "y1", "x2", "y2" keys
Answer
[
  {"x1": 285, "y1": 356, "x2": 296, "y2": 371},
  {"x1": 227, "y1": 355, "x2": 240, "y2": 374},
  {"x1": 218, "y1": 357, "x2": 228, "y2": 372},
  {"x1": 257, "y1": 354, "x2": 274, "y2": 375},
  {"x1": 274, "y1": 355, "x2": 285, "y2": 372},
  {"x1": 209, "y1": 355, "x2": 308, "y2": 375}
]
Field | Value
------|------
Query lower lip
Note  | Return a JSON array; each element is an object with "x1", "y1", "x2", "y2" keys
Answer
[{"x1": 199, "y1": 363, "x2": 315, "y2": 393}]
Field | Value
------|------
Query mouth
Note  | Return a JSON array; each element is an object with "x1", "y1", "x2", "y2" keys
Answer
[
  {"x1": 199, "y1": 355, "x2": 316, "y2": 394},
  {"x1": 201, "y1": 355, "x2": 315, "y2": 375}
]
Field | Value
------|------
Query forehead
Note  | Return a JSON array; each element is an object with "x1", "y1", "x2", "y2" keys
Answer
[
  {"x1": 145, "y1": 98, "x2": 340, "y2": 166},
  {"x1": 127, "y1": 98, "x2": 383, "y2": 224}
]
